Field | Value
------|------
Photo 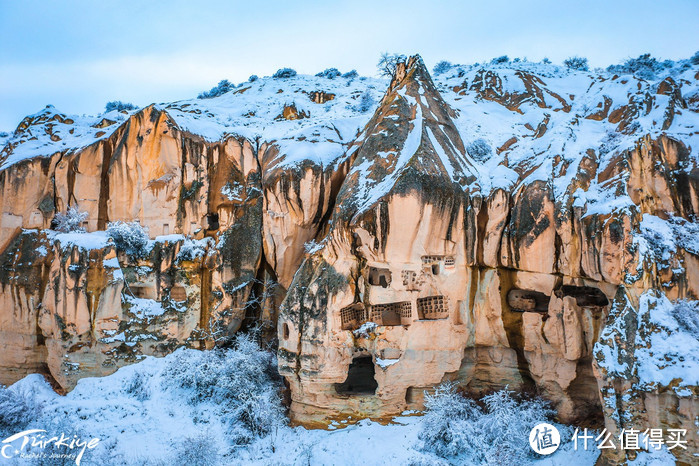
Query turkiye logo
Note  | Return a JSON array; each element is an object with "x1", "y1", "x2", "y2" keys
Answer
[{"x1": 529, "y1": 423, "x2": 561, "y2": 455}]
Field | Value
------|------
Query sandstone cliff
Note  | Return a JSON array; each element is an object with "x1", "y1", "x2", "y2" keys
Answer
[{"x1": 1, "y1": 55, "x2": 698, "y2": 463}]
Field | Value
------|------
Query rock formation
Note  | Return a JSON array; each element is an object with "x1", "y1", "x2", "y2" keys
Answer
[{"x1": 1, "y1": 55, "x2": 697, "y2": 463}]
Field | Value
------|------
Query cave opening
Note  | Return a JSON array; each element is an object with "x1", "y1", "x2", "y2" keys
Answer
[
  {"x1": 206, "y1": 213, "x2": 219, "y2": 231},
  {"x1": 507, "y1": 289, "x2": 551, "y2": 312},
  {"x1": 369, "y1": 302, "x2": 412, "y2": 326},
  {"x1": 368, "y1": 267, "x2": 391, "y2": 288},
  {"x1": 556, "y1": 285, "x2": 609, "y2": 307},
  {"x1": 334, "y1": 357, "x2": 378, "y2": 395}
]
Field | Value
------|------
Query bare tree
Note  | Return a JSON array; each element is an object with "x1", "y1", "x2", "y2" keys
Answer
[{"x1": 377, "y1": 52, "x2": 407, "y2": 77}]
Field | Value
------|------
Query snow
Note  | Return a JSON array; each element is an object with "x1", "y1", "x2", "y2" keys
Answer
[
  {"x1": 353, "y1": 322, "x2": 378, "y2": 338},
  {"x1": 0, "y1": 106, "x2": 132, "y2": 170},
  {"x1": 48, "y1": 230, "x2": 111, "y2": 251},
  {"x1": 435, "y1": 59, "x2": 699, "y2": 201},
  {"x1": 3, "y1": 60, "x2": 697, "y2": 218},
  {"x1": 158, "y1": 74, "x2": 385, "y2": 169},
  {"x1": 595, "y1": 289, "x2": 699, "y2": 394},
  {"x1": 123, "y1": 295, "x2": 167, "y2": 318},
  {"x1": 303, "y1": 239, "x2": 324, "y2": 254},
  {"x1": 0, "y1": 75, "x2": 385, "y2": 173},
  {"x1": 153, "y1": 233, "x2": 186, "y2": 244},
  {"x1": 634, "y1": 292, "x2": 699, "y2": 390},
  {"x1": 572, "y1": 179, "x2": 635, "y2": 218},
  {"x1": 345, "y1": 86, "x2": 432, "y2": 217},
  {"x1": 1, "y1": 348, "x2": 616, "y2": 466},
  {"x1": 376, "y1": 357, "x2": 400, "y2": 369},
  {"x1": 634, "y1": 214, "x2": 699, "y2": 277},
  {"x1": 176, "y1": 237, "x2": 214, "y2": 262}
]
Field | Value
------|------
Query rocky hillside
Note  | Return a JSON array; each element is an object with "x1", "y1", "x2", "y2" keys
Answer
[{"x1": 1, "y1": 55, "x2": 698, "y2": 463}]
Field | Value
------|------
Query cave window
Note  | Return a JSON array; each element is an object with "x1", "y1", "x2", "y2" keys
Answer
[
  {"x1": 417, "y1": 296, "x2": 450, "y2": 320},
  {"x1": 82, "y1": 221, "x2": 89, "y2": 230},
  {"x1": 507, "y1": 289, "x2": 550, "y2": 312},
  {"x1": 444, "y1": 256, "x2": 455, "y2": 268},
  {"x1": 340, "y1": 303, "x2": 367, "y2": 330},
  {"x1": 282, "y1": 323, "x2": 290, "y2": 340},
  {"x1": 401, "y1": 270, "x2": 424, "y2": 291},
  {"x1": 170, "y1": 285, "x2": 187, "y2": 302},
  {"x1": 334, "y1": 357, "x2": 378, "y2": 396},
  {"x1": 368, "y1": 267, "x2": 392, "y2": 288},
  {"x1": 556, "y1": 285, "x2": 610, "y2": 307},
  {"x1": 422, "y1": 255, "x2": 446, "y2": 275},
  {"x1": 130, "y1": 284, "x2": 156, "y2": 300},
  {"x1": 369, "y1": 302, "x2": 412, "y2": 326},
  {"x1": 206, "y1": 213, "x2": 219, "y2": 230}
]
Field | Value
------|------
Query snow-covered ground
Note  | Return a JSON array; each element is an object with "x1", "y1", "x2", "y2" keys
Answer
[{"x1": 0, "y1": 335, "x2": 677, "y2": 466}]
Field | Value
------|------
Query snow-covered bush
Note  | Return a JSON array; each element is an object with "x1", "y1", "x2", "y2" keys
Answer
[
  {"x1": 316, "y1": 68, "x2": 341, "y2": 79},
  {"x1": 417, "y1": 383, "x2": 482, "y2": 458},
  {"x1": 541, "y1": 57, "x2": 551, "y2": 64},
  {"x1": 342, "y1": 69, "x2": 358, "y2": 79},
  {"x1": 248, "y1": 74, "x2": 259, "y2": 82},
  {"x1": 198, "y1": 79, "x2": 234, "y2": 99},
  {"x1": 691, "y1": 51, "x2": 699, "y2": 65},
  {"x1": 106, "y1": 220, "x2": 150, "y2": 257},
  {"x1": 466, "y1": 138, "x2": 493, "y2": 162},
  {"x1": 53, "y1": 206, "x2": 88, "y2": 233},
  {"x1": 0, "y1": 385, "x2": 43, "y2": 437},
  {"x1": 105, "y1": 101, "x2": 137, "y2": 113},
  {"x1": 491, "y1": 55, "x2": 509, "y2": 64},
  {"x1": 564, "y1": 56, "x2": 589, "y2": 71},
  {"x1": 377, "y1": 52, "x2": 406, "y2": 77},
  {"x1": 671, "y1": 300, "x2": 699, "y2": 339},
  {"x1": 419, "y1": 385, "x2": 555, "y2": 464},
  {"x1": 273, "y1": 68, "x2": 297, "y2": 79},
  {"x1": 0, "y1": 131, "x2": 9, "y2": 138},
  {"x1": 161, "y1": 333, "x2": 285, "y2": 445},
  {"x1": 607, "y1": 53, "x2": 667, "y2": 79},
  {"x1": 356, "y1": 90, "x2": 375, "y2": 113},
  {"x1": 123, "y1": 370, "x2": 151, "y2": 401},
  {"x1": 172, "y1": 435, "x2": 221, "y2": 466},
  {"x1": 433, "y1": 60, "x2": 454, "y2": 75},
  {"x1": 29, "y1": 416, "x2": 89, "y2": 466},
  {"x1": 176, "y1": 237, "x2": 212, "y2": 263}
]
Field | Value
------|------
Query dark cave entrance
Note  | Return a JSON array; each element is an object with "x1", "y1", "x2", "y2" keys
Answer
[
  {"x1": 205, "y1": 213, "x2": 219, "y2": 231},
  {"x1": 556, "y1": 285, "x2": 609, "y2": 307},
  {"x1": 334, "y1": 357, "x2": 378, "y2": 395}
]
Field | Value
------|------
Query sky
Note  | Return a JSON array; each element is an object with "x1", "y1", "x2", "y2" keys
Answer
[{"x1": 0, "y1": 0, "x2": 697, "y2": 131}]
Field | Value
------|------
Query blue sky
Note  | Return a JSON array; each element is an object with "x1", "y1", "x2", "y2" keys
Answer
[{"x1": 0, "y1": 0, "x2": 697, "y2": 130}]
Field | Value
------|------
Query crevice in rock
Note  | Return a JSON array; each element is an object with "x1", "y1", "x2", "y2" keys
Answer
[{"x1": 97, "y1": 138, "x2": 112, "y2": 230}]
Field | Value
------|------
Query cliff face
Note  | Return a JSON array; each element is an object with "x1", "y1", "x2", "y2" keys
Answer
[{"x1": 1, "y1": 56, "x2": 698, "y2": 463}]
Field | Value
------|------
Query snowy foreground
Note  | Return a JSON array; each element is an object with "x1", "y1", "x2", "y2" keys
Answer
[{"x1": 0, "y1": 336, "x2": 676, "y2": 465}]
